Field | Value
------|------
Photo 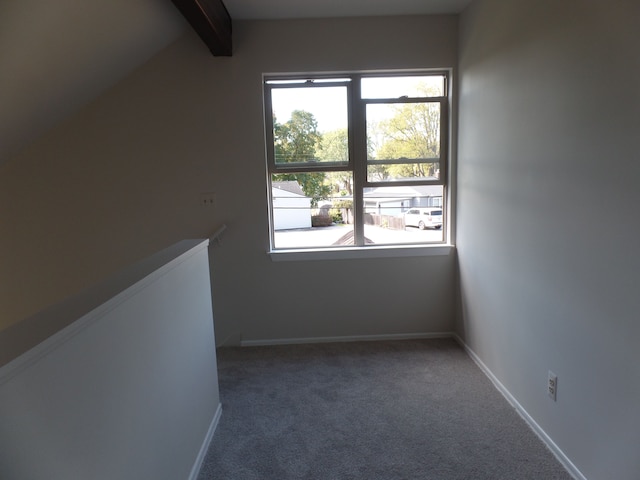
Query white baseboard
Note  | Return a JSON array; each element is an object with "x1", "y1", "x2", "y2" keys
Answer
[
  {"x1": 189, "y1": 403, "x2": 222, "y2": 480},
  {"x1": 451, "y1": 334, "x2": 586, "y2": 480},
  {"x1": 240, "y1": 331, "x2": 455, "y2": 347}
]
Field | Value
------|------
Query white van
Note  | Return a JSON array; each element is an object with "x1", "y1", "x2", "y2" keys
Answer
[{"x1": 403, "y1": 207, "x2": 443, "y2": 230}]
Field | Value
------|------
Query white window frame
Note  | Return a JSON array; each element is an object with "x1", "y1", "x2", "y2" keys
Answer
[{"x1": 264, "y1": 70, "x2": 453, "y2": 259}]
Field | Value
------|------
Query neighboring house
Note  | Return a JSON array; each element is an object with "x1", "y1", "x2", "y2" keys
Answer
[
  {"x1": 271, "y1": 181, "x2": 312, "y2": 230},
  {"x1": 363, "y1": 185, "x2": 443, "y2": 217},
  {"x1": 320, "y1": 185, "x2": 442, "y2": 222}
]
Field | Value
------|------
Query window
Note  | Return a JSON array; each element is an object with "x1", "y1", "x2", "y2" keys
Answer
[{"x1": 264, "y1": 72, "x2": 448, "y2": 251}]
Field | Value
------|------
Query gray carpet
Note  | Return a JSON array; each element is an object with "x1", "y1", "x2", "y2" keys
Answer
[{"x1": 197, "y1": 338, "x2": 573, "y2": 479}]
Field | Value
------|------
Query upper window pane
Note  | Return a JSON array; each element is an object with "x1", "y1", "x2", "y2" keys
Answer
[
  {"x1": 361, "y1": 75, "x2": 445, "y2": 99},
  {"x1": 270, "y1": 86, "x2": 349, "y2": 165},
  {"x1": 367, "y1": 103, "x2": 441, "y2": 159},
  {"x1": 366, "y1": 102, "x2": 441, "y2": 181}
]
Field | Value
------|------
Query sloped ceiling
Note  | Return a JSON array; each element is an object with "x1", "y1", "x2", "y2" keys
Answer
[
  {"x1": 0, "y1": 0, "x2": 188, "y2": 166},
  {"x1": 225, "y1": 0, "x2": 472, "y2": 19},
  {"x1": 0, "y1": 0, "x2": 471, "y2": 166}
]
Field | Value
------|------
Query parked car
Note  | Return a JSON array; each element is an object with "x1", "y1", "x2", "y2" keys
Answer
[{"x1": 403, "y1": 207, "x2": 443, "y2": 230}]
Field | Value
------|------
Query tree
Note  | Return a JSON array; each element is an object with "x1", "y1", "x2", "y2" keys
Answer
[
  {"x1": 274, "y1": 110, "x2": 321, "y2": 164},
  {"x1": 365, "y1": 122, "x2": 391, "y2": 182},
  {"x1": 370, "y1": 84, "x2": 442, "y2": 180},
  {"x1": 273, "y1": 110, "x2": 331, "y2": 206},
  {"x1": 318, "y1": 128, "x2": 348, "y2": 163},
  {"x1": 318, "y1": 128, "x2": 352, "y2": 195}
]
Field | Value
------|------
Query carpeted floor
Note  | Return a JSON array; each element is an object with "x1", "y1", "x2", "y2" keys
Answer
[{"x1": 197, "y1": 338, "x2": 573, "y2": 479}]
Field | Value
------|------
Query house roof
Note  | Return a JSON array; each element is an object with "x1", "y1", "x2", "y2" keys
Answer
[
  {"x1": 364, "y1": 185, "x2": 443, "y2": 198},
  {"x1": 272, "y1": 181, "x2": 306, "y2": 196}
]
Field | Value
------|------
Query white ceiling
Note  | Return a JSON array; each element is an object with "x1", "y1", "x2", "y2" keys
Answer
[{"x1": 0, "y1": 0, "x2": 471, "y2": 166}]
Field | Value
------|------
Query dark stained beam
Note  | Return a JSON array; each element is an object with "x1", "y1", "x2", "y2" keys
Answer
[{"x1": 171, "y1": 0, "x2": 232, "y2": 56}]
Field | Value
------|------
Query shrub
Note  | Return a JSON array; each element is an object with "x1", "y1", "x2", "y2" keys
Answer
[{"x1": 312, "y1": 215, "x2": 333, "y2": 227}]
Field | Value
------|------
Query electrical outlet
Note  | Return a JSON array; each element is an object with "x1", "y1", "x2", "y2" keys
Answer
[
  {"x1": 200, "y1": 192, "x2": 216, "y2": 207},
  {"x1": 548, "y1": 371, "x2": 557, "y2": 401}
]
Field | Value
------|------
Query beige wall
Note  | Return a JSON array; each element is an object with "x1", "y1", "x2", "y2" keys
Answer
[
  {"x1": 457, "y1": 1, "x2": 640, "y2": 478},
  {"x1": 0, "y1": 16, "x2": 459, "y2": 343},
  {"x1": 0, "y1": 241, "x2": 219, "y2": 479}
]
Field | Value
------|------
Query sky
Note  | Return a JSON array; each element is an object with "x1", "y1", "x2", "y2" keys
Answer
[{"x1": 271, "y1": 85, "x2": 348, "y2": 133}]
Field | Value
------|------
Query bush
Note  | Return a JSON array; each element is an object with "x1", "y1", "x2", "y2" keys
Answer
[
  {"x1": 312, "y1": 215, "x2": 333, "y2": 227},
  {"x1": 334, "y1": 199, "x2": 353, "y2": 210}
]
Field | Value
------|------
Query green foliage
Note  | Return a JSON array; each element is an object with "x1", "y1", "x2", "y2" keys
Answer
[
  {"x1": 378, "y1": 103, "x2": 440, "y2": 158},
  {"x1": 319, "y1": 128, "x2": 353, "y2": 195},
  {"x1": 375, "y1": 102, "x2": 440, "y2": 179},
  {"x1": 274, "y1": 110, "x2": 321, "y2": 164},
  {"x1": 273, "y1": 110, "x2": 330, "y2": 206},
  {"x1": 330, "y1": 209, "x2": 344, "y2": 224},
  {"x1": 368, "y1": 83, "x2": 442, "y2": 180},
  {"x1": 333, "y1": 198, "x2": 353, "y2": 210},
  {"x1": 318, "y1": 128, "x2": 348, "y2": 163}
]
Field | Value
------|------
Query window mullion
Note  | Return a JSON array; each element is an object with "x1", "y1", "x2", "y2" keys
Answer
[
  {"x1": 264, "y1": 84, "x2": 276, "y2": 173},
  {"x1": 350, "y1": 75, "x2": 366, "y2": 247},
  {"x1": 439, "y1": 97, "x2": 448, "y2": 186}
]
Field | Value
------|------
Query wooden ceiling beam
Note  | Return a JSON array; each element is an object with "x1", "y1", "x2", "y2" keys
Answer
[{"x1": 171, "y1": 0, "x2": 232, "y2": 56}]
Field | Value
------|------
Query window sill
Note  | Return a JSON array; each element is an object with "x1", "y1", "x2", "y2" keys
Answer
[{"x1": 269, "y1": 244, "x2": 455, "y2": 262}]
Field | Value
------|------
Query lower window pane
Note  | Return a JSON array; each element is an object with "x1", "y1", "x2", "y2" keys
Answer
[
  {"x1": 271, "y1": 178, "x2": 444, "y2": 248},
  {"x1": 271, "y1": 175, "x2": 355, "y2": 249},
  {"x1": 362, "y1": 185, "x2": 444, "y2": 245}
]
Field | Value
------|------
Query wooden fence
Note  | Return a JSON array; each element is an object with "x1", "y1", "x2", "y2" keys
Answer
[{"x1": 364, "y1": 213, "x2": 405, "y2": 230}]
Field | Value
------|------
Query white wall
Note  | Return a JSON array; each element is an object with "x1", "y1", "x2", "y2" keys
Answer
[
  {"x1": 0, "y1": 1, "x2": 186, "y2": 166},
  {"x1": 457, "y1": 1, "x2": 640, "y2": 479},
  {"x1": 0, "y1": 15, "x2": 458, "y2": 343},
  {"x1": 0, "y1": 240, "x2": 220, "y2": 480},
  {"x1": 272, "y1": 189, "x2": 311, "y2": 230}
]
